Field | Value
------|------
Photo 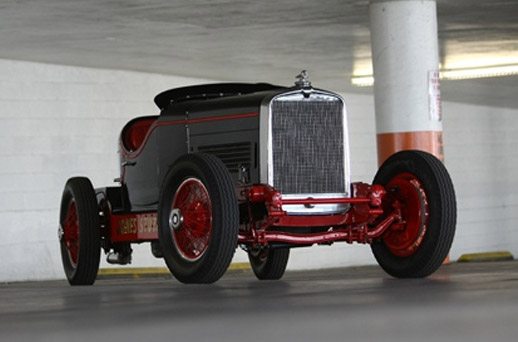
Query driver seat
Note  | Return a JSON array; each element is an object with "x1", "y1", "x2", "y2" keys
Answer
[{"x1": 121, "y1": 116, "x2": 157, "y2": 152}]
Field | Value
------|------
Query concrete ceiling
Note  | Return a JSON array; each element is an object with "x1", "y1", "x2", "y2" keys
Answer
[{"x1": 1, "y1": 0, "x2": 517, "y2": 108}]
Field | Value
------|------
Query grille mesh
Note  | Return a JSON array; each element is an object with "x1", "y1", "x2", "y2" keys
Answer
[
  {"x1": 271, "y1": 96, "x2": 345, "y2": 194},
  {"x1": 198, "y1": 142, "x2": 252, "y2": 174}
]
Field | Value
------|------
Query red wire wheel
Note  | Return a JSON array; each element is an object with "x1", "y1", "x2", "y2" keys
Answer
[
  {"x1": 63, "y1": 199, "x2": 80, "y2": 267},
  {"x1": 382, "y1": 172, "x2": 429, "y2": 257},
  {"x1": 371, "y1": 150, "x2": 456, "y2": 278},
  {"x1": 59, "y1": 177, "x2": 101, "y2": 285},
  {"x1": 171, "y1": 178, "x2": 213, "y2": 262},
  {"x1": 158, "y1": 153, "x2": 239, "y2": 284}
]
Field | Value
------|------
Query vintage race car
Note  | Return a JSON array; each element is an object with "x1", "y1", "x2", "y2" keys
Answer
[{"x1": 58, "y1": 71, "x2": 456, "y2": 285}]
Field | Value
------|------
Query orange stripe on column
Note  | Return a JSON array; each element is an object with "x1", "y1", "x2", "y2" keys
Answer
[{"x1": 377, "y1": 131, "x2": 444, "y2": 165}]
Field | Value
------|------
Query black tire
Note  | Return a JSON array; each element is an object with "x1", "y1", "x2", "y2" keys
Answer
[
  {"x1": 59, "y1": 177, "x2": 101, "y2": 285},
  {"x1": 248, "y1": 247, "x2": 290, "y2": 280},
  {"x1": 371, "y1": 150, "x2": 456, "y2": 278},
  {"x1": 158, "y1": 153, "x2": 239, "y2": 284}
]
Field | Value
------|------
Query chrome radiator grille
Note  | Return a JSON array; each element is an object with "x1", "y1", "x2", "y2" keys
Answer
[{"x1": 270, "y1": 94, "x2": 346, "y2": 195}]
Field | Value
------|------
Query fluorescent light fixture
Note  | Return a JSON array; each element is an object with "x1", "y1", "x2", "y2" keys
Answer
[
  {"x1": 441, "y1": 64, "x2": 518, "y2": 80},
  {"x1": 351, "y1": 63, "x2": 518, "y2": 87},
  {"x1": 350, "y1": 56, "x2": 374, "y2": 87},
  {"x1": 351, "y1": 75, "x2": 375, "y2": 87}
]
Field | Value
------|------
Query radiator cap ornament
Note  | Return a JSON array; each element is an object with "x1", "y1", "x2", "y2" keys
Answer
[{"x1": 295, "y1": 70, "x2": 312, "y2": 89}]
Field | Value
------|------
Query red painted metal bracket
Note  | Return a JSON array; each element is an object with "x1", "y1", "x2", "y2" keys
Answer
[
  {"x1": 103, "y1": 182, "x2": 397, "y2": 248},
  {"x1": 238, "y1": 182, "x2": 395, "y2": 246}
]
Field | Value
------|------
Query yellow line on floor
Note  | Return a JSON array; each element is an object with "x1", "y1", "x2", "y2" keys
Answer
[
  {"x1": 457, "y1": 251, "x2": 514, "y2": 263},
  {"x1": 98, "y1": 262, "x2": 251, "y2": 278}
]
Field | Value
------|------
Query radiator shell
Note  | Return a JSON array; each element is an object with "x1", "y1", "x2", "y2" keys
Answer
[{"x1": 260, "y1": 89, "x2": 351, "y2": 215}]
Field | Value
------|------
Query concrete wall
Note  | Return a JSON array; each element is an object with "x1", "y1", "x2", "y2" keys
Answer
[
  {"x1": 442, "y1": 102, "x2": 518, "y2": 257},
  {"x1": 1, "y1": 59, "x2": 517, "y2": 282},
  {"x1": 0, "y1": 59, "x2": 213, "y2": 282}
]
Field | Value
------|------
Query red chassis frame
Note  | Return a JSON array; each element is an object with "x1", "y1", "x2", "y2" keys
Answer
[{"x1": 104, "y1": 182, "x2": 401, "y2": 248}]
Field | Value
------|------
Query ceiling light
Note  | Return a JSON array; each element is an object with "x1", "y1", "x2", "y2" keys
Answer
[
  {"x1": 441, "y1": 64, "x2": 518, "y2": 80},
  {"x1": 351, "y1": 75, "x2": 375, "y2": 87},
  {"x1": 351, "y1": 64, "x2": 518, "y2": 87}
]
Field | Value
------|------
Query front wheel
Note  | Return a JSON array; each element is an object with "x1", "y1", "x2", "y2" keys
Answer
[
  {"x1": 158, "y1": 153, "x2": 239, "y2": 284},
  {"x1": 371, "y1": 150, "x2": 456, "y2": 278}
]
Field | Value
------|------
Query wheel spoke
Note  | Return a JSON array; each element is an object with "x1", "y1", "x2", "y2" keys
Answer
[
  {"x1": 171, "y1": 178, "x2": 213, "y2": 261},
  {"x1": 63, "y1": 199, "x2": 80, "y2": 266},
  {"x1": 383, "y1": 172, "x2": 429, "y2": 257}
]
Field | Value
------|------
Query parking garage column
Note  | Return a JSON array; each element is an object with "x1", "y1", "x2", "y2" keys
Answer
[{"x1": 369, "y1": 0, "x2": 443, "y2": 164}]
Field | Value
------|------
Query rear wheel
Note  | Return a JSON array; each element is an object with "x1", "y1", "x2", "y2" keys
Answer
[
  {"x1": 59, "y1": 177, "x2": 101, "y2": 285},
  {"x1": 371, "y1": 150, "x2": 456, "y2": 278},
  {"x1": 248, "y1": 247, "x2": 290, "y2": 280},
  {"x1": 158, "y1": 153, "x2": 239, "y2": 284}
]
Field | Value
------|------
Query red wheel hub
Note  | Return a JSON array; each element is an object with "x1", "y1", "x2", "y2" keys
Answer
[
  {"x1": 63, "y1": 199, "x2": 79, "y2": 267},
  {"x1": 383, "y1": 172, "x2": 429, "y2": 257},
  {"x1": 171, "y1": 178, "x2": 213, "y2": 261}
]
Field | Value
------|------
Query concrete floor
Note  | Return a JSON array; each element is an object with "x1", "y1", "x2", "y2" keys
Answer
[{"x1": 1, "y1": 261, "x2": 518, "y2": 342}]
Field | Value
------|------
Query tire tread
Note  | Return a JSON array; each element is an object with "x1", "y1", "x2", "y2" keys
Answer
[
  {"x1": 60, "y1": 177, "x2": 101, "y2": 285},
  {"x1": 158, "y1": 153, "x2": 239, "y2": 284},
  {"x1": 372, "y1": 150, "x2": 456, "y2": 278},
  {"x1": 249, "y1": 248, "x2": 290, "y2": 280}
]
